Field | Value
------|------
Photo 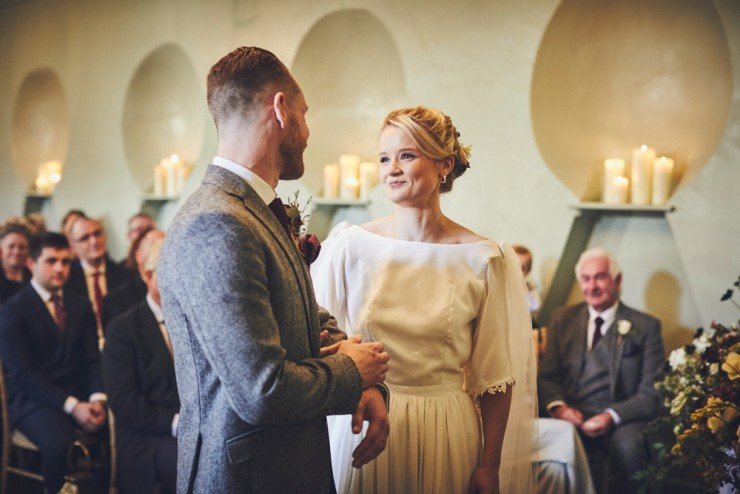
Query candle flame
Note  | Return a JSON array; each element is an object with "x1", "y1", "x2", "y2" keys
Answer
[
  {"x1": 640, "y1": 145, "x2": 648, "y2": 151},
  {"x1": 170, "y1": 154, "x2": 180, "y2": 163}
]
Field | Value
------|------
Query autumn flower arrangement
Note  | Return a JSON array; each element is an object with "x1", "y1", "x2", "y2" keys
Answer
[
  {"x1": 639, "y1": 276, "x2": 740, "y2": 492},
  {"x1": 283, "y1": 191, "x2": 321, "y2": 265}
]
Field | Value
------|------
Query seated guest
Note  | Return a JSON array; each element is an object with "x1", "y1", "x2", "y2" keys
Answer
[
  {"x1": 538, "y1": 248, "x2": 665, "y2": 492},
  {"x1": 0, "y1": 222, "x2": 32, "y2": 304},
  {"x1": 66, "y1": 216, "x2": 132, "y2": 340},
  {"x1": 104, "y1": 228, "x2": 165, "y2": 325},
  {"x1": 102, "y1": 238, "x2": 177, "y2": 494},
  {"x1": 513, "y1": 244, "x2": 542, "y2": 315},
  {"x1": 0, "y1": 232, "x2": 106, "y2": 493},
  {"x1": 61, "y1": 209, "x2": 86, "y2": 246},
  {"x1": 126, "y1": 212, "x2": 156, "y2": 247}
]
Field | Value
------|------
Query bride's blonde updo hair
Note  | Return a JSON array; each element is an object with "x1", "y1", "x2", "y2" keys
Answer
[{"x1": 382, "y1": 106, "x2": 472, "y2": 193}]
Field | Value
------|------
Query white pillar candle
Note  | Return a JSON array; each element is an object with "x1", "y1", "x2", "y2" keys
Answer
[
  {"x1": 359, "y1": 161, "x2": 379, "y2": 199},
  {"x1": 341, "y1": 176, "x2": 360, "y2": 200},
  {"x1": 43, "y1": 160, "x2": 63, "y2": 186},
  {"x1": 602, "y1": 158, "x2": 625, "y2": 203},
  {"x1": 35, "y1": 175, "x2": 52, "y2": 195},
  {"x1": 160, "y1": 158, "x2": 177, "y2": 197},
  {"x1": 153, "y1": 164, "x2": 166, "y2": 196},
  {"x1": 606, "y1": 176, "x2": 629, "y2": 204},
  {"x1": 652, "y1": 156, "x2": 674, "y2": 205},
  {"x1": 630, "y1": 145, "x2": 655, "y2": 205},
  {"x1": 339, "y1": 154, "x2": 359, "y2": 185},
  {"x1": 323, "y1": 163, "x2": 339, "y2": 198}
]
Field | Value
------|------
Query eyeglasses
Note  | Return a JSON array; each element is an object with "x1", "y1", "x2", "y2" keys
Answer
[{"x1": 74, "y1": 229, "x2": 104, "y2": 243}]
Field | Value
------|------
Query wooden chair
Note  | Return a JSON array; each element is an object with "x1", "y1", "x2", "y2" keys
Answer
[{"x1": 0, "y1": 358, "x2": 116, "y2": 493}]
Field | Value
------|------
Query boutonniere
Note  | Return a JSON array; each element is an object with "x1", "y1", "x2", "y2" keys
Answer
[
  {"x1": 283, "y1": 192, "x2": 321, "y2": 265},
  {"x1": 616, "y1": 319, "x2": 632, "y2": 344}
]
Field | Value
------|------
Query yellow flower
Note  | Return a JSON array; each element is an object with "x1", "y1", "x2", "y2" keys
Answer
[
  {"x1": 722, "y1": 352, "x2": 740, "y2": 380},
  {"x1": 707, "y1": 416, "x2": 723, "y2": 434}
]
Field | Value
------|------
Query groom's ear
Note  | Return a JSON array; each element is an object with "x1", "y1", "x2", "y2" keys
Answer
[{"x1": 272, "y1": 92, "x2": 288, "y2": 130}]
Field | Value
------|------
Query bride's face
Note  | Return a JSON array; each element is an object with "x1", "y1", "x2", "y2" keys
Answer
[{"x1": 378, "y1": 125, "x2": 444, "y2": 207}]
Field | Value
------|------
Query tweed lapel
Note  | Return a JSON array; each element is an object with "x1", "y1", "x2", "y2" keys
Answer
[
  {"x1": 571, "y1": 304, "x2": 589, "y2": 376},
  {"x1": 201, "y1": 166, "x2": 317, "y2": 355},
  {"x1": 609, "y1": 302, "x2": 629, "y2": 397}
]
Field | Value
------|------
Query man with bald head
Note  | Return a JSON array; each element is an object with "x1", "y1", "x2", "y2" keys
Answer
[
  {"x1": 538, "y1": 248, "x2": 665, "y2": 492},
  {"x1": 66, "y1": 216, "x2": 132, "y2": 341}
]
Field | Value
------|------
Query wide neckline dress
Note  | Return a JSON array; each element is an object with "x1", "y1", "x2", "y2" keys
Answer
[{"x1": 311, "y1": 222, "x2": 533, "y2": 494}]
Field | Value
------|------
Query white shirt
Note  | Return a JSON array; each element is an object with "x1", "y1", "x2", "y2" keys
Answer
[
  {"x1": 30, "y1": 279, "x2": 107, "y2": 413},
  {"x1": 212, "y1": 156, "x2": 275, "y2": 206},
  {"x1": 145, "y1": 294, "x2": 178, "y2": 437}
]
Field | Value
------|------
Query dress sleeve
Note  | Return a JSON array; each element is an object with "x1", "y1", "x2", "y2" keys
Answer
[
  {"x1": 310, "y1": 221, "x2": 352, "y2": 331},
  {"x1": 464, "y1": 243, "x2": 532, "y2": 397}
]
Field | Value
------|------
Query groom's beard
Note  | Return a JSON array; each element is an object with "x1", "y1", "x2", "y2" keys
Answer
[{"x1": 279, "y1": 121, "x2": 306, "y2": 180}]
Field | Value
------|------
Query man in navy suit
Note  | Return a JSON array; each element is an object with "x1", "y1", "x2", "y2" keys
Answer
[
  {"x1": 66, "y1": 216, "x2": 132, "y2": 342},
  {"x1": 102, "y1": 237, "x2": 178, "y2": 493},
  {"x1": 0, "y1": 232, "x2": 106, "y2": 493}
]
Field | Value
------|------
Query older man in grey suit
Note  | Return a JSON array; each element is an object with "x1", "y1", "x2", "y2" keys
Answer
[
  {"x1": 538, "y1": 248, "x2": 665, "y2": 493},
  {"x1": 158, "y1": 46, "x2": 391, "y2": 493}
]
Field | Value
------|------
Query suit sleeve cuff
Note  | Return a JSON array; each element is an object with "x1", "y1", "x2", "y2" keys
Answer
[
  {"x1": 171, "y1": 413, "x2": 179, "y2": 437},
  {"x1": 89, "y1": 392, "x2": 107, "y2": 403},
  {"x1": 546, "y1": 400, "x2": 566, "y2": 413},
  {"x1": 64, "y1": 396, "x2": 79, "y2": 415},
  {"x1": 605, "y1": 408, "x2": 621, "y2": 425}
]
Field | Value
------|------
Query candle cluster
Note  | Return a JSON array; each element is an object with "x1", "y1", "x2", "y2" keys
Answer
[
  {"x1": 323, "y1": 154, "x2": 379, "y2": 200},
  {"x1": 602, "y1": 145, "x2": 674, "y2": 205},
  {"x1": 153, "y1": 154, "x2": 190, "y2": 197},
  {"x1": 33, "y1": 160, "x2": 63, "y2": 195}
]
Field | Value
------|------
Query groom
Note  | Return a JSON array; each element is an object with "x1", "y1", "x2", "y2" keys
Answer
[{"x1": 158, "y1": 46, "x2": 390, "y2": 493}]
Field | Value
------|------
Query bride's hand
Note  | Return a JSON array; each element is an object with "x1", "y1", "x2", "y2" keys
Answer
[{"x1": 467, "y1": 464, "x2": 500, "y2": 494}]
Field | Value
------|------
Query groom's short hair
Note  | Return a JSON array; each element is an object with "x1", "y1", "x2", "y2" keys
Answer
[{"x1": 207, "y1": 46, "x2": 297, "y2": 128}]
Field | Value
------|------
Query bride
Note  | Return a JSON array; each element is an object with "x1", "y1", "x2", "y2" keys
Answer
[{"x1": 311, "y1": 106, "x2": 537, "y2": 493}]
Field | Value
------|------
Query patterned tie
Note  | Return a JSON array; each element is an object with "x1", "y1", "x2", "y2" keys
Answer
[
  {"x1": 92, "y1": 270, "x2": 105, "y2": 325},
  {"x1": 51, "y1": 293, "x2": 67, "y2": 332},
  {"x1": 591, "y1": 316, "x2": 605, "y2": 351},
  {"x1": 267, "y1": 197, "x2": 293, "y2": 239}
]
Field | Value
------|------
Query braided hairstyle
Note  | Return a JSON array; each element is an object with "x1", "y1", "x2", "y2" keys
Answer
[{"x1": 382, "y1": 106, "x2": 471, "y2": 193}]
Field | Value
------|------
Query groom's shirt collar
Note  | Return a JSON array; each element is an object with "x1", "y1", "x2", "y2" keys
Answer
[{"x1": 212, "y1": 156, "x2": 276, "y2": 205}]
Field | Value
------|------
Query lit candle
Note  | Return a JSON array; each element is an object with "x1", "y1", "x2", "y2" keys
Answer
[
  {"x1": 43, "y1": 161, "x2": 63, "y2": 187},
  {"x1": 359, "y1": 161, "x2": 379, "y2": 199},
  {"x1": 341, "y1": 176, "x2": 360, "y2": 200},
  {"x1": 602, "y1": 158, "x2": 625, "y2": 203},
  {"x1": 161, "y1": 157, "x2": 177, "y2": 197},
  {"x1": 153, "y1": 164, "x2": 167, "y2": 196},
  {"x1": 609, "y1": 176, "x2": 629, "y2": 204},
  {"x1": 652, "y1": 156, "x2": 674, "y2": 205},
  {"x1": 630, "y1": 145, "x2": 655, "y2": 205},
  {"x1": 35, "y1": 175, "x2": 52, "y2": 195},
  {"x1": 323, "y1": 163, "x2": 339, "y2": 198},
  {"x1": 339, "y1": 154, "x2": 360, "y2": 199}
]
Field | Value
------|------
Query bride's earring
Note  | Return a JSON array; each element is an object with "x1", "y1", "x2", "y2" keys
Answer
[{"x1": 441, "y1": 174, "x2": 447, "y2": 184}]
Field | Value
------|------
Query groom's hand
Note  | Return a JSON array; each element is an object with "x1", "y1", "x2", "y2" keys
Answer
[
  {"x1": 320, "y1": 333, "x2": 359, "y2": 358},
  {"x1": 338, "y1": 338, "x2": 390, "y2": 388},
  {"x1": 351, "y1": 386, "x2": 389, "y2": 468}
]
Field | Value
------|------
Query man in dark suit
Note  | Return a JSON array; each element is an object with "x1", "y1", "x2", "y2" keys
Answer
[
  {"x1": 158, "y1": 46, "x2": 390, "y2": 493},
  {"x1": 66, "y1": 216, "x2": 132, "y2": 341},
  {"x1": 0, "y1": 232, "x2": 106, "y2": 493},
  {"x1": 102, "y1": 237, "x2": 177, "y2": 493},
  {"x1": 538, "y1": 248, "x2": 665, "y2": 492},
  {"x1": 103, "y1": 228, "x2": 165, "y2": 326}
]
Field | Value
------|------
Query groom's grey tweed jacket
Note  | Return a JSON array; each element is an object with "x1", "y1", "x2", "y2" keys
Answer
[{"x1": 159, "y1": 165, "x2": 362, "y2": 493}]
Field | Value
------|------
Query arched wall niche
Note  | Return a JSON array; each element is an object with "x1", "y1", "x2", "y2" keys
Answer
[
  {"x1": 11, "y1": 68, "x2": 70, "y2": 189},
  {"x1": 122, "y1": 43, "x2": 204, "y2": 193},
  {"x1": 292, "y1": 8, "x2": 407, "y2": 194},
  {"x1": 531, "y1": 0, "x2": 732, "y2": 201}
]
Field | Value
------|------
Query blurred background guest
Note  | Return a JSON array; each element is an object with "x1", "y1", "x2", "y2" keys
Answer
[
  {"x1": 61, "y1": 209, "x2": 86, "y2": 245},
  {"x1": 126, "y1": 212, "x2": 156, "y2": 248},
  {"x1": 0, "y1": 220, "x2": 32, "y2": 304},
  {"x1": 102, "y1": 237, "x2": 177, "y2": 494}
]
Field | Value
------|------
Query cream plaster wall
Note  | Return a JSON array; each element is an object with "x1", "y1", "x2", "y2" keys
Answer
[{"x1": 1, "y1": 0, "x2": 738, "y2": 351}]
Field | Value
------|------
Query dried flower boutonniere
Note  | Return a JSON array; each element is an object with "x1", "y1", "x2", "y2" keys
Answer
[{"x1": 283, "y1": 191, "x2": 321, "y2": 265}]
